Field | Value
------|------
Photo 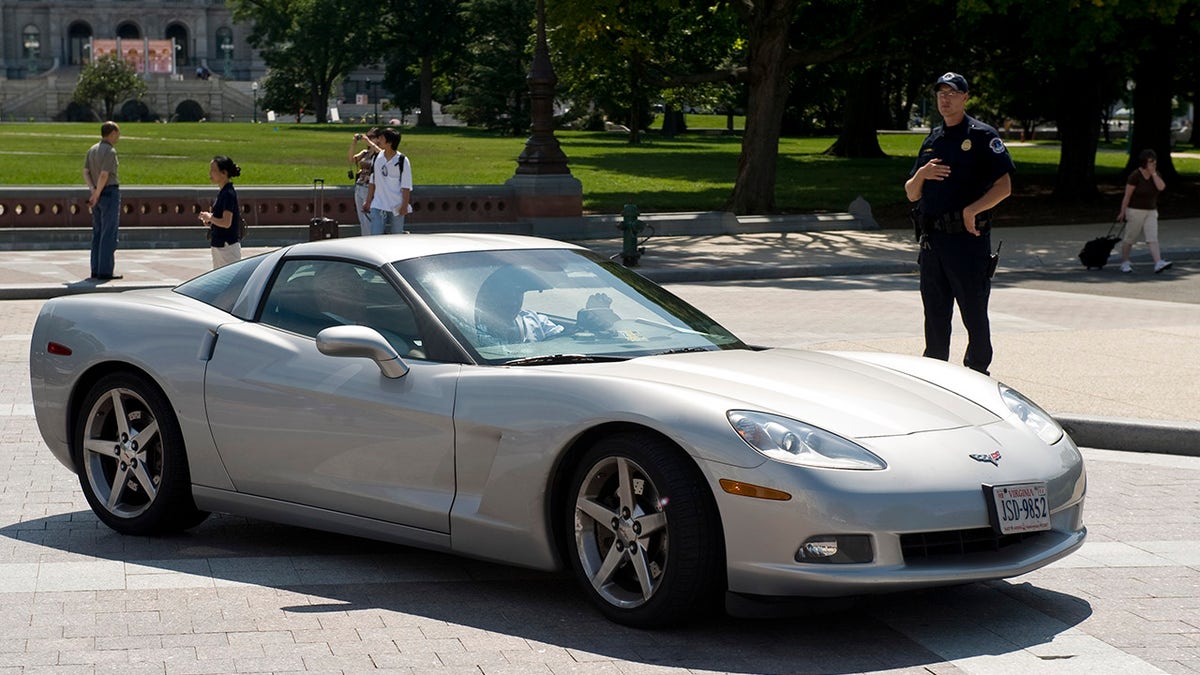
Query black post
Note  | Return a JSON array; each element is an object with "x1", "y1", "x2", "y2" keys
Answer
[{"x1": 514, "y1": 0, "x2": 570, "y2": 175}]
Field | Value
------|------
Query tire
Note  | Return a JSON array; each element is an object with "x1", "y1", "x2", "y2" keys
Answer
[
  {"x1": 73, "y1": 372, "x2": 208, "y2": 535},
  {"x1": 566, "y1": 432, "x2": 723, "y2": 627}
]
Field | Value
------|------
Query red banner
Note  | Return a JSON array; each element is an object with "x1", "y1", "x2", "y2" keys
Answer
[{"x1": 91, "y1": 39, "x2": 175, "y2": 74}]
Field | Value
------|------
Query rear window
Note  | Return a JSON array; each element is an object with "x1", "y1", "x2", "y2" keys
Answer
[{"x1": 174, "y1": 254, "x2": 268, "y2": 312}]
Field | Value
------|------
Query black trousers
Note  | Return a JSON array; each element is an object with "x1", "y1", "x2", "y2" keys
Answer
[{"x1": 919, "y1": 230, "x2": 992, "y2": 374}]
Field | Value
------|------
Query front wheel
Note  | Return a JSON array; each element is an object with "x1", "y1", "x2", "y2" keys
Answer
[
  {"x1": 73, "y1": 372, "x2": 208, "y2": 535},
  {"x1": 567, "y1": 432, "x2": 723, "y2": 627}
]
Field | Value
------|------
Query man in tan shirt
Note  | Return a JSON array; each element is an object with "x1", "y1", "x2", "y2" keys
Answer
[{"x1": 83, "y1": 121, "x2": 122, "y2": 280}]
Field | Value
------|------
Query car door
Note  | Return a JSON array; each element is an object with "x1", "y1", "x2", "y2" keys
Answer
[{"x1": 202, "y1": 259, "x2": 459, "y2": 534}]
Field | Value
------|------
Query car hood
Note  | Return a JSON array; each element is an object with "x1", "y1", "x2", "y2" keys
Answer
[{"x1": 593, "y1": 348, "x2": 1000, "y2": 439}]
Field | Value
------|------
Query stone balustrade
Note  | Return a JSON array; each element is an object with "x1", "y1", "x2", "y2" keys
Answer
[{"x1": 0, "y1": 184, "x2": 526, "y2": 229}]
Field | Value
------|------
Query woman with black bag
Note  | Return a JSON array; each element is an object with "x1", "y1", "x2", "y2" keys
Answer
[{"x1": 1116, "y1": 149, "x2": 1171, "y2": 274}]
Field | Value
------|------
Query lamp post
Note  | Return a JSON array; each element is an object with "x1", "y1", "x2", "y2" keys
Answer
[
  {"x1": 251, "y1": 81, "x2": 259, "y2": 123},
  {"x1": 514, "y1": 0, "x2": 570, "y2": 175},
  {"x1": 23, "y1": 35, "x2": 40, "y2": 76},
  {"x1": 220, "y1": 41, "x2": 233, "y2": 78},
  {"x1": 370, "y1": 79, "x2": 379, "y2": 125}
]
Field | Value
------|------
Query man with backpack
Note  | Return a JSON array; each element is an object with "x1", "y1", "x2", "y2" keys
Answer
[{"x1": 361, "y1": 127, "x2": 412, "y2": 235}]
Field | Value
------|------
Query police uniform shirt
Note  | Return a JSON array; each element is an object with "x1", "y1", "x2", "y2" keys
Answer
[{"x1": 910, "y1": 114, "x2": 1014, "y2": 220}]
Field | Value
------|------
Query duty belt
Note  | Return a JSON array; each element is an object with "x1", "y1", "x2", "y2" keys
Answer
[{"x1": 920, "y1": 210, "x2": 991, "y2": 234}]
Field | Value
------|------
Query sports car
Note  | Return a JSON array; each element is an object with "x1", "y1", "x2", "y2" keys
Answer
[{"x1": 29, "y1": 233, "x2": 1086, "y2": 627}]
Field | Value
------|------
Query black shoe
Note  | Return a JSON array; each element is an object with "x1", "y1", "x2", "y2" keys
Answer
[{"x1": 94, "y1": 274, "x2": 123, "y2": 281}]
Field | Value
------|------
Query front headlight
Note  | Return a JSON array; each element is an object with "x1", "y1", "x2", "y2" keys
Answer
[
  {"x1": 727, "y1": 410, "x2": 886, "y2": 470},
  {"x1": 1000, "y1": 385, "x2": 1064, "y2": 445}
]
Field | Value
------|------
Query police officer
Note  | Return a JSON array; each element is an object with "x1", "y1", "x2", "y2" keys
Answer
[{"x1": 904, "y1": 72, "x2": 1014, "y2": 375}]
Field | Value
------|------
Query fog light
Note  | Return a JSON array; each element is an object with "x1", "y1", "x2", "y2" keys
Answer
[{"x1": 796, "y1": 535, "x2": 873, "y2": 563}]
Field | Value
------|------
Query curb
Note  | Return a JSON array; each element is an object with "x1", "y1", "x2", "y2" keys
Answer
[
  {"x1": 638, "y1": 261, "x2": 918, "y2": 283},
  {"x1": 1056, "y1": 414, "x2": 1200, "y2": 457}
]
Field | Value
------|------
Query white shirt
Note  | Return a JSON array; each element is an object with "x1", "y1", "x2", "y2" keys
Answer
[{"x1": 369, "y1": 151, "x2": 413, "y2": 214}]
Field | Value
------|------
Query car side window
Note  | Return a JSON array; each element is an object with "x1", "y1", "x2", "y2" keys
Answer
[{"x1": 259, "y1": 260, "x2": 426, "y2": 358}]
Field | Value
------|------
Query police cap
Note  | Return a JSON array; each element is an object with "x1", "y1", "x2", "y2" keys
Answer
[{"x1": 933, "y1": 72, "x2": 968, "y2": 93}]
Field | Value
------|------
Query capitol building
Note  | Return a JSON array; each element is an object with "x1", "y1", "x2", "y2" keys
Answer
[{"x1": 0, "y1": 0, "x2": 381, "y2": 122}]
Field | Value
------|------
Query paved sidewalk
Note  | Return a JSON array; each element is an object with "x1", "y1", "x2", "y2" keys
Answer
[{"x1": 2, "y1": 219, "x2": 1198, "y2": 453}]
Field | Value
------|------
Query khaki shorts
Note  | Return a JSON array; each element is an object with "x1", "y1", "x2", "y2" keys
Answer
[
  {"x1": 1122, "y1": 207, "x2": 1159, "y2": 245},
  {"x1": 211, "y1": 242, "x2": 242, "y2": 269}
]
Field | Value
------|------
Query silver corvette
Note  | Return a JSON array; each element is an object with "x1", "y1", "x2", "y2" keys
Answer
[{"x1": 29, "y1": 233, "x2": 1086, "y2": 627}]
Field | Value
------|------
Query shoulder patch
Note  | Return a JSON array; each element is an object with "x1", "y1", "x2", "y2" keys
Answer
[{"x1": 989, "y1": 137, "x2": 1007, "y2": 154}]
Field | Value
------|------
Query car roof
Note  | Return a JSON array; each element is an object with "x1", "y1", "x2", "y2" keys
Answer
[{"x1": 280, "y1": 233, "x2": 585, "y2": 266}]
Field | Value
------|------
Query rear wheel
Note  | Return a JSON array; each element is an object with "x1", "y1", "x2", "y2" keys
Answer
[
  {"x1": 567, "y1": 432, "x2": 723, "y2": 627},
  {"x1": 74, "y1": 372, "x2": 208, "y2": 535}
]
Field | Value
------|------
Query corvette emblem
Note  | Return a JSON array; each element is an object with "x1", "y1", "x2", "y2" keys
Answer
[{"x1": 970, "y1": 451, "x2": 1002, "y2": 466}]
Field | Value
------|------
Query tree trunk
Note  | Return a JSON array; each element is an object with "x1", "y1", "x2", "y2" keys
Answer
[
  {"x1": 1053, "y1": 66, "x2": 1102, "y2": 200},
  {"x1": 418, "y1": 54, "x2": 435, "y2": 127},
  {"x1": 1125, "y1": 36, "x2": 1176, "y2": 180},
  {"x1": 826, "y1": 67, "x2": 885, "y2": 158},
  {"x1": 311, "y1": 81, "x2": 328, "y2": 124},
  {"x1": 727, "y1": 0, "x2": 797, "y2": 214}
]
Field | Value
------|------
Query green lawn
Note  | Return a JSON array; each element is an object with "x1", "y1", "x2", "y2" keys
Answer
[{"x1": 1, "y1": 123, "x2": 1194, "y2": 214}]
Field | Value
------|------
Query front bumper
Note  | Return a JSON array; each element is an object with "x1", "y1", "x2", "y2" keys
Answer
[{"x1": 705, "y1": 423, "x2": 1087, "y2": 598}]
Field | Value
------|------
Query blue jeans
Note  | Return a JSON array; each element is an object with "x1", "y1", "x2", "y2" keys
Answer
[
  {"x1": 91, "y1": 185, "x2": 120, "y2": 277},
  {"x1": 368, "y1": 208, "x2": 405, "y2": 236}
]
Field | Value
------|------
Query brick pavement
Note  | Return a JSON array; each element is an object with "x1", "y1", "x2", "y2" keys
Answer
[{"x1": 3, "y1": 291, "x2": 1200, "y2": 673}]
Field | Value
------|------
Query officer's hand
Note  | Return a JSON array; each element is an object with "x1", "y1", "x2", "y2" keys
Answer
[
  {"x1": 922, "y1": 158, "x2": 951, "y2": 181},
  {"x1": 962, "y1": 209, "x2": 981, "y2": 236}
]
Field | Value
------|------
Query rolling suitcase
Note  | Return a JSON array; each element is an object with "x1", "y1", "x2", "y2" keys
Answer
[
  {"x1": 1078, "y1": 222, "x2": 1123, "y2": 270},
  {"x1": 308, "y1": 178, "x2": 339, "y2": 241}
]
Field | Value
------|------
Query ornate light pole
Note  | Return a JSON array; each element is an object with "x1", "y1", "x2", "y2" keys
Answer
[
  {"x1": 23, "y1": 34, "x2": 40, "y2": 76},
  {"x1": 252, "y1": 81, "x2": 259, "y2": 123},
  {"x1": 514, "y1": 0, "x2": 570, "y2": 175},
  {"x1": 505, "y1": 0, "x2": 581, "y2": 231},
  {"x1": 371, "y1": 80, "x2": 379, "y2": 124},
  {"x1": 220, "y1": 41, "x2": 233, "y2": 78}
]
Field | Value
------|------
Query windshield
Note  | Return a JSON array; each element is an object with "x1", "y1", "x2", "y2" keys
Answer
[{"x1": 395, "y1": 248, "x2": 747, "y2": 365}]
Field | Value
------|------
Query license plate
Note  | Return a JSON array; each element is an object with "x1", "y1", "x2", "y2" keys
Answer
[{"x1": 985, "y1": 482, "x2": 1051, "y2": 535}]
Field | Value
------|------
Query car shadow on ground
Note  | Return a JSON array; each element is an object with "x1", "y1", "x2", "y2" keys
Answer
[{"x1": 2, "y1": 511, "x2": 1092, "y2": 673}]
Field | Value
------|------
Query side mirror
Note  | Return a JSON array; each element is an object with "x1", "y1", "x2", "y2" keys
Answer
[{"x1": 315, "y1": 325, "x2": 409, "y2": 378}]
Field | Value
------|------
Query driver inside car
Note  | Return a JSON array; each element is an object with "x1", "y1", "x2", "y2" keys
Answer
[{"x1": 474, "y1": 266, "x2": 565, "y2": 345}]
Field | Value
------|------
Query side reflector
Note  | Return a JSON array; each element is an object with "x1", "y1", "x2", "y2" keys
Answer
[
  {"x1": 719, "y1": 479, "x2": 791, "y2": 501},
  {"x1": 47, "y1": 342, "x2": 72, "y2": 356}
]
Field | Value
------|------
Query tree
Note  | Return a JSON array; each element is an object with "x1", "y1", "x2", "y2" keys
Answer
[
  {"x1": 447, "y1": 0, "x2": 535, "y2": 135},
  {"x1": 230, "y1": 0, "x2": 376, "y2": 124},
  {"x1": 824, "y1": 64, "x2": 886, "y2": 158},
  {"x1": 72, "y1": 54, "x2": 148, "y2": 120},
  {"x1": 378, "y1": 0, "x2": 468, "y2": 127},
  {"x1": 1120, "y1": 5, "x2": 1193, "y2": 181},
  {"x1": 259, "y1": 64, "x2": 311, "y2": 122},
  {"x1": 726, "y1": 0, "x2": 907, "y2": 213},
  {"x1": 550, "y1": 0, "x2": 743, "y2": 145}
]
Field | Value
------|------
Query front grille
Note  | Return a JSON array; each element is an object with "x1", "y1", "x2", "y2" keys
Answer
[{"x1": 900, "y1": 527, "x2": 1042, "y2": 560}]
